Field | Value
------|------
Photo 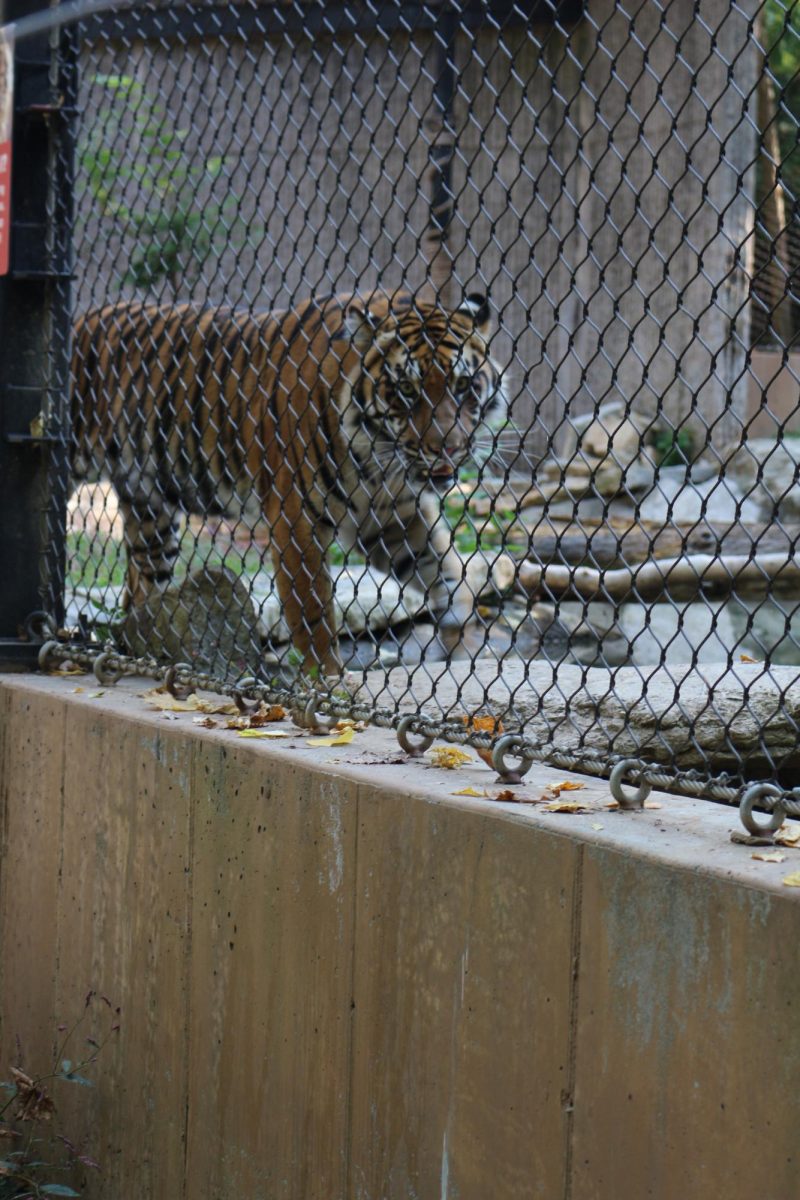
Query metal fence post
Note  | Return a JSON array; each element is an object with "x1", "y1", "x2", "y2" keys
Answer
[{"x1": 0, "y1": 0, "x2": 74, "y2": 667}]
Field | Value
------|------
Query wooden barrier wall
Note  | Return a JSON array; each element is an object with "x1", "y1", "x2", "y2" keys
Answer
[{"x1": 1, "y1": 675, "x2": 798, "y2": 1200}]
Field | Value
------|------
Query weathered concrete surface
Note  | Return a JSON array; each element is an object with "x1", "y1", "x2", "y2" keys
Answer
[
  {"x1": 1, "y1": 674, "x2": 799, "y2": 1200},
  {"x1": 365, "y1": 659, "x2": 800, "y2": 771}
]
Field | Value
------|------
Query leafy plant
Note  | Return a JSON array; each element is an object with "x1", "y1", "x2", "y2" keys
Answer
[
  {"x1": 79, "y1": 74, "x2": 245, "y2": 293},
  {"x1": 0, "y1": 993, "x2": 119, "y2": 1198},
  {"x1": 653, "y1": 428, "x2": 694, "y2": 468}
]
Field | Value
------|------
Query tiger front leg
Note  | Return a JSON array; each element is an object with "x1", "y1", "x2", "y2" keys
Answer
[
  {"x1": 269, "y1": 509, "x2": 342, "y2": 677},
  {"x1": 118, "y1": 498, "x2": 182, "y2": 611},
  {"x1": 366, "y1": 498, "x2": 472, "y2": 632}
]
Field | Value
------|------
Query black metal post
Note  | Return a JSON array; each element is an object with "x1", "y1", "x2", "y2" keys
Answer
[{"x1": 0, "y1": 0, "x2": 74, "y2": 668}]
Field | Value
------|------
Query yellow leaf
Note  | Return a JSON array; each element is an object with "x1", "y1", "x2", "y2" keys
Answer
[
  {"x1": 89, "y1": 691, "x2": 105, "y2": 698},
  {"x1": 782, "y1": 871, "x2": 800, "y2": 887},
  {"x1": 740, "y1": 653, "x2": 759, "y2": 663},
  {"x1": 544, "y1": 801, "x2": 589, "y2": 813},
  {"x1": 428, "y1": 746, "x2": 472, "y2": 769},
  {"x1": 237, "y1": 728, "x2": 293, "y2": 739},
  {"x1": 453, "y1": 787, "x2": 485, "y2": 797},
  {"x1": 548, "y1": 780, "x2": 585, "y2": 795},
  {"x1": 643, "y1": 800, "x2": 662, "y2": 809},
  {"x1": 72, "y1": 687, "x2": 84, "y2": 693},
  {"x1": 776, "y1": 823, "x2": 800, "y2": 847},
  {"x1": 306, "y1": 727, "x2": 356, "y2": 747},
  {"x1": 752, "y1": 850, "x2": 787, "y2": 863}
]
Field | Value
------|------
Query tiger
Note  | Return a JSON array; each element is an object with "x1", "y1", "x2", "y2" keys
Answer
[{"x1": 70, "y1": 290, "x2": 504, "y2": 674}]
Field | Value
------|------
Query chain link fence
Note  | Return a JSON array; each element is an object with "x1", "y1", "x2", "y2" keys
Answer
[{"x1": 12, "y1": 0, "x2": 800, "y2": 830}]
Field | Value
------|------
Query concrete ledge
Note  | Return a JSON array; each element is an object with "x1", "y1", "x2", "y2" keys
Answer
[{"x1": 0, "y1": 674, "x2": 798, "y2": 1200}]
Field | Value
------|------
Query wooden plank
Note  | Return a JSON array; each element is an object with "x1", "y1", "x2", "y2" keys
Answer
[
  {"x1": 348, "y1": 788, "x2": 579, "y2": 1200},
  {"x1": 55, "y1": 708, "x2": 193, "y2": 1200},
  {"x1": 183, "y1": 745, "x2": 357, "y2": 1200}
]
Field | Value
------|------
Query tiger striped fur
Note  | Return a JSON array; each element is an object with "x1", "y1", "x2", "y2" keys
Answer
[{"x1": 71, "y1": 290, "x2": 504, "y2": 673}]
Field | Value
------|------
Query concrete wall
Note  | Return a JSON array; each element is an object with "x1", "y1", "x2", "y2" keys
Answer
[{"x1": 1, "y1": 674, "x2": 798, "y2": 1199}]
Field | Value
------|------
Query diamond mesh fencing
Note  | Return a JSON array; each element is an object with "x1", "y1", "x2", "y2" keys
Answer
[{"x1": 19, "y1": 0, "x2": 800, "y2": 826}]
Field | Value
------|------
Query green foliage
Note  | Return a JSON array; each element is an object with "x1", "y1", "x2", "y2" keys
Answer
[
  {"x1": 79, "y1": 74, "x2": 243, "y2": 293},
  {"x1": 653, "y1": 428, "x2": 694, "y2": 468},
  {"x1": 0, "y1": 993, "x2": 117, "y2": 1198}
]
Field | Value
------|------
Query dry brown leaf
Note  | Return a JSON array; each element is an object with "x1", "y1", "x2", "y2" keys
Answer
[
  {"x1": 225, "y1": 703, "x2": 287, "y2": 729},
  {"x1": 48, "y1": 664, "x2": 85, "y2": 676},
  {"x1": 306, "y1": 727, "x2": 356, "y2": 747},
  {"x1": 548, "y1": 780, "x2": 585, "y2": 795},
  {"x1": 740, "y1": 653, "x2": 760, "y2": 663},
  {"x1": 752, "y1": 850, "x2": 787, "y2": 863},
  {"x1": 494, "y1": 789, "x2": 518, "y2": 802},
  {"x1": 782, "y1": 870, "x2": 800, "y2": 887},
  {"x1": 9, "y1": 1068, "x2": 55, "y2": 1122},
  {"x1": 462, "y1": 714, "x2": 503, "y2": 767},
  {"x1": 428, "y1": 746, "x2": 473, "y2": 770},
  {"x1": 776, "y1": 823, "x2": 800, "y2": 847},
  {"x1": 141, "y1": 689, "x2": 239, "y2": 715},
  {"x1": 193, "y1": 716, "x2": 217, "y2": 728},
  {"x1": 544, "y1": 800, "x2": 589, "y2": 813},
  {"x1": 643, "y1": 799, "x2": 662, "y2": 809},
  {"x1": 453, "y1": 787, "x2": 485, "y2": 797}
]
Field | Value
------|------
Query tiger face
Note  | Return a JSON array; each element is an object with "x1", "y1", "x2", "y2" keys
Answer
[{"x1": 342, "y1": 292, "x2": 504, "y2": 494}]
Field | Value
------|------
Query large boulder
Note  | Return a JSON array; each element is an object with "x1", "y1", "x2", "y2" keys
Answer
[{"x1": 726, "y1": 437, "x2": 800, "y2": 521}]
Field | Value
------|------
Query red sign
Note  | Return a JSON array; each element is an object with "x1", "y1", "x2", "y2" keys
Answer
[{"x1": 0, "y1": 30, "x2": 12, "y2": 276}]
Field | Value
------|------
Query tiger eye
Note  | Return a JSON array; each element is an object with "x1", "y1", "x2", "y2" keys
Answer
[
  {"x1": 397, "y1": 379, "x2": 416, "y2": 399},
  {"x1": 454, "y1": 375, "x2": 472, "y2": 394}
]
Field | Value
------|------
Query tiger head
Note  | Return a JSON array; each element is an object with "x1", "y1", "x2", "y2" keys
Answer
[{"x1": 342, "y1": 291, "x2": 505, "y2": 491}]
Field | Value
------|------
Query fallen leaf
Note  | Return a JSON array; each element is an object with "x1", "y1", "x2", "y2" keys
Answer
[
  {"x1": 89, "y1": 690, "x2": 105, "y2": 699},
  {"x1": 306, "y1": 727, "x2": 356, "y2": 747},
  {"x1": 453, "y1": 787, "x2": 486, "y2": 797},
  {"x1": 428, "y1": 746, "x2": 473, "y2": 769},
  {"x1": 591, "y1": 823, "x2": 604, "y2": 831},
  {"x1": 644, "y1": 800, "x2": 662, "y2": 809},
  {"x1": 48, "y1": 664, "x2": 85, "y2": 676},
  {"x1": 142, "y1": 689, "x2": 239, "y2": 715},
  {"x1": 782, "y1": 870, "x2": 800, "y2": 887},
  {"x1": 776, "y1": 823, "x2": 800, "y2": 847},
  {"x1": 740, "y1": 653, "x2": 759, "y2": 663},
  {"x1": 193, "y1": 716, "x2": 217, "y2": 728},
  {"x1": 9, "y1": 1068, "x2": 55, "y2": 1122},
  {"x1": 72, "y1": 687, "x2": 84, "y2": 693},
  {"x1": 494, "y1": 789, "x2": 518, "y2": 802},
  {"x1": 752, "y1": 850, "x2": 787, "y2": 863},
  {"x1": 548, "y1": 780, "x2": 585, "y2": 795},
  {"x1": 225, "y1": 703, "x2": 286, "y2": 730},
  {"x1": 544, "y1": 801, "x2": 589, "y2": 813},
  {"x1": 237, "y1": 728, "x2": 293, "y2": 739},
  {"x1": 462, "y1": 714, "x2": 503, "y2": 767},
  {"x1": 606, "y1": 799, "x2": 620, "y2": 810}
]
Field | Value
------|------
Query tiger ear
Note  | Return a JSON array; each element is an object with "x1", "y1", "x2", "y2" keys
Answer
[
  {"x1": 458, "y1": 292, "x2": 491, "y2": 334},
  {"x1": 344, "y1": 300, "x2": 382, "y2": 353}
]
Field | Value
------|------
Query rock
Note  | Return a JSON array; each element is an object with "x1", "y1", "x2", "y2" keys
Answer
[
  {"x1": 368, "y1": 659, "x2": 800, "y2": 770},
  {"x1": 122, "y1": 568, "x2": 263, "y2": 678},
  {"x1": 465, "y1": 551, "x2": 517, "y2": 599},
  {"x1": 726, "y1": 437, "x2": 800, "y2": 521},
  {"x1": 560, "y1": 398, "x2": 649, "y2": 469},
  {"x1": 637, "y1": 465, "x2": 762, "y2": 526}
]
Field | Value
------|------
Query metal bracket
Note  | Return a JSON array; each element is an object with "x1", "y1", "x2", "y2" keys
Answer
[{"x1": 609, "y1": 759, "x2": 652, "y2": 810}]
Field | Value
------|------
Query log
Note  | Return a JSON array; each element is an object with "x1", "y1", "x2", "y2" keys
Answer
[{"x1": 518, "y1": 553, "x2": 800, "y2": 602}]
